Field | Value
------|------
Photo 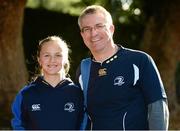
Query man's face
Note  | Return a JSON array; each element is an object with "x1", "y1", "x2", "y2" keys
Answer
[{"x1": 80, "y1": 12, "x2": 114, "y2": 54}]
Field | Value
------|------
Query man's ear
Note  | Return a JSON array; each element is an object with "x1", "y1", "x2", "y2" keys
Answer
[
  {"x1": 80, "y1": 31, "x2": 84, "y2": 37},
  {"x1": 110, "y1": 24, "x2": 115, "y2": 35}
]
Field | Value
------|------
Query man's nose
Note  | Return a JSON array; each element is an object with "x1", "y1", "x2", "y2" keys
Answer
[{"x1": 90, "y1": 27, "x2": 98, "y2": 36}]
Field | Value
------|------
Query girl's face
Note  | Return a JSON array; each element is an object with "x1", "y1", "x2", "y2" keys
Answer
[{"x1": 38, "y1": 40, "x2": 65, "y2": 76}]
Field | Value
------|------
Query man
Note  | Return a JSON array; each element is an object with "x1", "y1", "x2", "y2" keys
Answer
[{"x1": 76, "y1": 5, "x2": 169, "y2": 130}]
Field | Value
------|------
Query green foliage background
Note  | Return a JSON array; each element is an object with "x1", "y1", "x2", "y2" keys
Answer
[{"x1": 24, "y1": 0, "x2": 145, "y2": 80}]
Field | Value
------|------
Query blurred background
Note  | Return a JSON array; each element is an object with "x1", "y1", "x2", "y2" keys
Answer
[{"x1": 0, "y1": 0, "x2": 180, "y2": 129}]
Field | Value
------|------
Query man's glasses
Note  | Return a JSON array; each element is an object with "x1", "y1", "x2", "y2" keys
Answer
[{"x1": 81, "y1": 23, "x2": 107, "y2": 34}]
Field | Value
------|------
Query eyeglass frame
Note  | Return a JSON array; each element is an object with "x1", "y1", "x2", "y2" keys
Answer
[{"x1": 80, "y1": 23, "x2": 107, "y2": 34}]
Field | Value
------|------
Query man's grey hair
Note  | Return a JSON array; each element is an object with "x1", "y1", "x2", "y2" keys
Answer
[{"x1": 78, "y1": 5, "x2": 113, "y2": 28}]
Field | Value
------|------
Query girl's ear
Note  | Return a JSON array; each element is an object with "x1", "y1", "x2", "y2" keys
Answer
[
  {"x1": 64, "y1": 63, "x2": 68, "y2": 69},
  {"x1": 63, "y1": 62, "x2": 69, "y2": 75},
  {"x1": 37, "y1": 57, "x2": 41, "y2": 67}
]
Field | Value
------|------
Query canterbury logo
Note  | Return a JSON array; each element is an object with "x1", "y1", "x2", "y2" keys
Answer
[
  {"x1": 64, "y1": 102, "x2": 75, "y2": 112},
  {"x1": 31, "y1": 104, "x2": 41, "y2": 111}
]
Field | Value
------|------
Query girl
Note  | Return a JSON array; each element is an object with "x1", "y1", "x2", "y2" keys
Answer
[{"x1": 11, "y1": 36, "x2": 84, "y2": 130}]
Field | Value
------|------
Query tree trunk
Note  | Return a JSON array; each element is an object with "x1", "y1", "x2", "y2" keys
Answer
[
  {"x1": 0, "y1": 0, "x2": 27, "y2": 129},
  {"x1": 141, "y1": 0, "x2": 180, "y2": 129}
]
